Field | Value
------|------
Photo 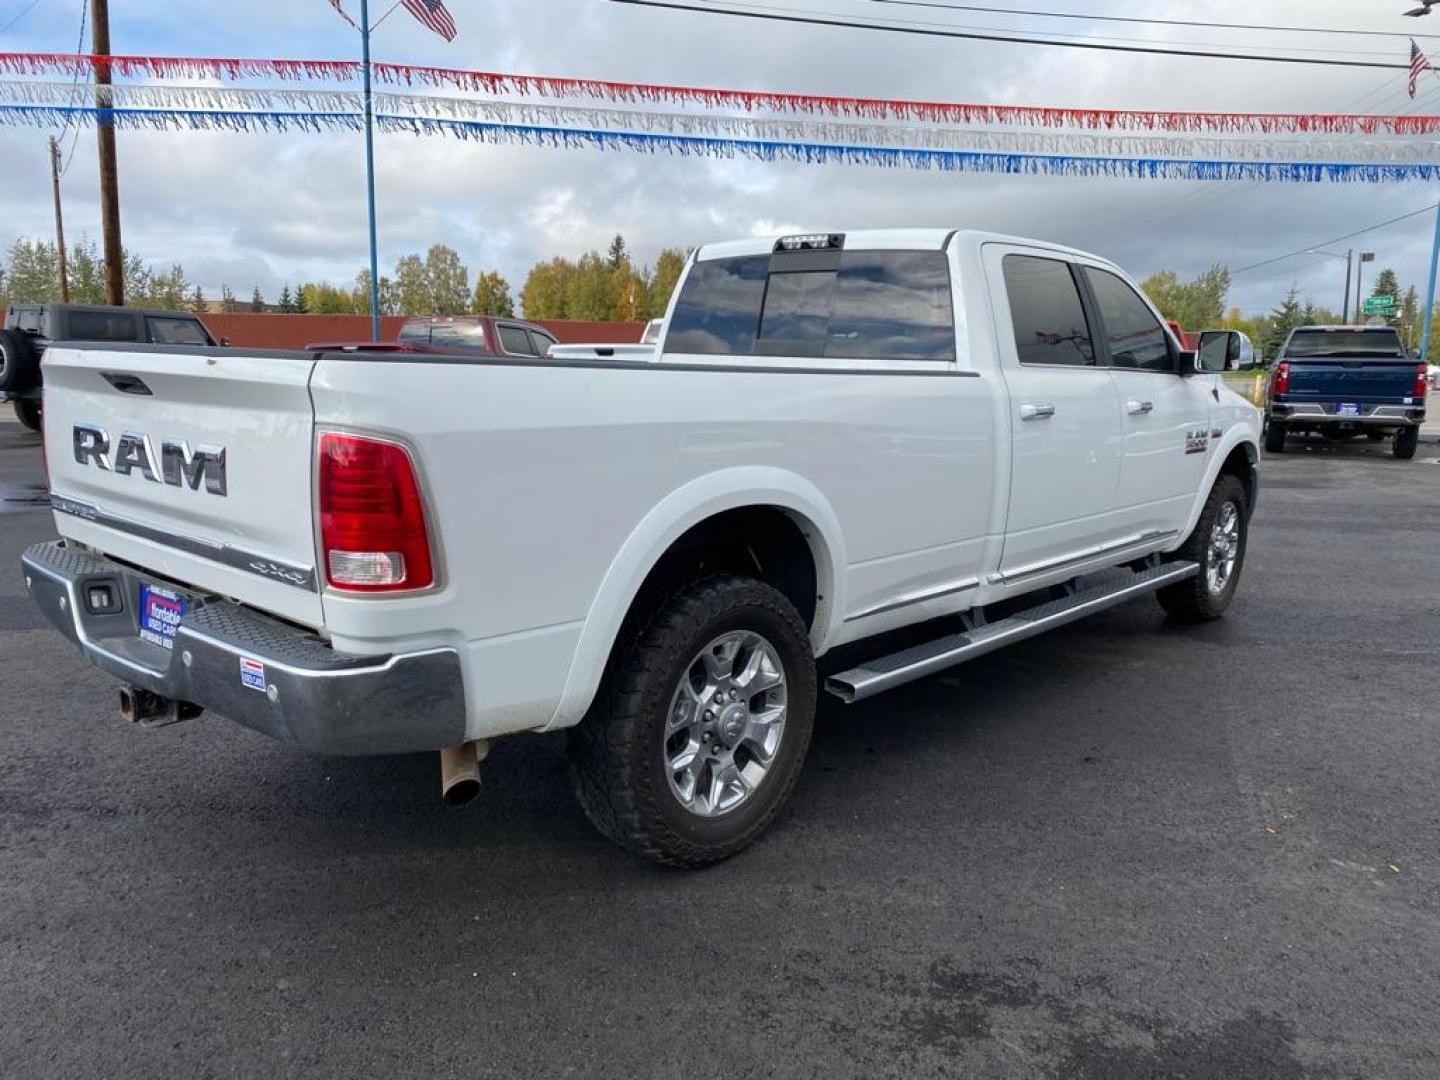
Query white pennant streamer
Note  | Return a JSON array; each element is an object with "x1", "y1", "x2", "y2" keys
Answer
[{"x1": 3, "y1": 80, "x2": 1439, "y2": 164}]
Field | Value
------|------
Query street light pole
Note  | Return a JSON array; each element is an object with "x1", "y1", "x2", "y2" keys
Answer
[
  {"x1": 360, "y1": 0, "x2": 382, "y2": 341},
  {"x1": 1355, "y1": 251, "x2": 1375, "y2": 321},
  {"x1": 1342, "y1": 249, "x2": 1353, "y2": 323},
  {"x1": 1423, "y1": 207, "x2": 1440, "y2": 362}
]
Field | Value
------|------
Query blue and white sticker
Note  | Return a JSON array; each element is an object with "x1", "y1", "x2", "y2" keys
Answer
[{"x1": 240, "y1": 657, "x2": 267, "y2": 693}]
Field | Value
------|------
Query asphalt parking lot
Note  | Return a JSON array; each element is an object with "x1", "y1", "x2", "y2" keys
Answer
[{"x1": 2, "y1": 417, "x2": 1438, "y2": 1080}]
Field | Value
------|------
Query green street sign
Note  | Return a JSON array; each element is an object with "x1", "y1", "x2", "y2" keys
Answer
[{"x1": 1363, "y1": 295, "x2": 1396, "y2": 316}]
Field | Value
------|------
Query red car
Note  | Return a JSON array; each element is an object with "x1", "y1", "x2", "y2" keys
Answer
[{"x1": 309, "y1": 316, "x2": 559, "y2": 357}]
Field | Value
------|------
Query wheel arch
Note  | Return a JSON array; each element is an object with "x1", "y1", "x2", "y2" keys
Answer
[
  {"x1": 1177, "y1": 432, "x2": 1259, "y2": 545},
  {"x1": 545, "y1": 467, "x2": 845, "y2": 730}
]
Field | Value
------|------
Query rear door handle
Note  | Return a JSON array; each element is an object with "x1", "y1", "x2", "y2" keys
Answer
[
  {"x1": 1126, "y1": 400, "x2": 1154, "y2": 415},
  {"x1": 1020, "y1": 403, "x2": 1056, "y2": 421}
]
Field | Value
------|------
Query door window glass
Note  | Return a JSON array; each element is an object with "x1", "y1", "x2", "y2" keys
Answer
[
  {"x1": 1085, "y1": 268, "x2": 1171, "y2": 372},
  {"x1": 146, "y1": 317, "x2": 210, "y2": 345},
  {"x1": 1001, "y1": 255, "x2": 1096, "y2": 367}
]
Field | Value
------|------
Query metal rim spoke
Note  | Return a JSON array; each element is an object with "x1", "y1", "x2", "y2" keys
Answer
[{"x1": 664, "y1": 630, "x2": 788, "y2": 818}]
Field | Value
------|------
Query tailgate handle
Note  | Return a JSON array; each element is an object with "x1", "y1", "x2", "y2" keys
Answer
[{"x1": 101, "y1": 372, "x2": 153, "y2": 396}]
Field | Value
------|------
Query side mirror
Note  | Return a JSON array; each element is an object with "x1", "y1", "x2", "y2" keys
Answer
[{"x1": 219, "y1": 337, "x2": 232, "y2": 347}]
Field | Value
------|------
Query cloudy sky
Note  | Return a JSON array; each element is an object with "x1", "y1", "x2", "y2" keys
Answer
[{"x1": 2, "y1": 0, "x2": 1439, "y2": 316}]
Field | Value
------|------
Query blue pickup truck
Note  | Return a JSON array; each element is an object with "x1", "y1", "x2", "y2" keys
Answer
[{"x1": 1264, "y1": 325, "x2": 1428, "y2": 459}]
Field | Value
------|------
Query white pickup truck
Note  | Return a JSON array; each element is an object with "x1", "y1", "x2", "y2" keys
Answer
[{"x1": 23, "y1": 230, "x2": 1261, "y2": 866}]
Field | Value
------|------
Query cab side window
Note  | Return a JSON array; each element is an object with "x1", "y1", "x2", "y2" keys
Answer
[
  {"x1": 498, "y1": 326, "x2": 531, "y2": 355},
  {"x1": 1084, "y1": 268, "x2": 1171, "y2": 373},
  {"x1": 1001, "y1": 255, "x2": 1096, "y2": 367}
]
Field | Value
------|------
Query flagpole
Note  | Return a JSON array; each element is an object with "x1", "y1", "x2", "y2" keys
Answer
[
  {"x1": 361, "y1": 0, "x2": 382, "y2": 341},
  {"x1": 1422, "y1": 202, "x2": 1440, "y2": 364}
]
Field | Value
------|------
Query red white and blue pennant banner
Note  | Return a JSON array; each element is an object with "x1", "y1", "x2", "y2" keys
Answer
[
  {"x1": 1, "y1": 52, "x2": 1438, "y2": 183},
  {"x1": 3, "y1": 51, "x2": 1440, "y2": 136}
]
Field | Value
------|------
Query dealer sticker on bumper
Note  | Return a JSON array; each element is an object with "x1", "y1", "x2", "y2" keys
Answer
[
  {"x1": 240, "y1": 657, "x2": 267, "y2": 693},
  {"x1": 138, "y1": 585, "x2": 185, "y2": 650}
]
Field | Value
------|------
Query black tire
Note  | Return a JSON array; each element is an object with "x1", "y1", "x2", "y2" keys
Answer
[
  {"x1": 0, "y1": 329, "x2": 39, "y2": 393},
  {"x1": 13, "y1": 399, "x2": 41, "y2": 432},
  {"x1": 1157, "y1": 474, "x2": 1249, "y2": 623},
  {"x1": 1393, "y1": 425, "x2": 1419, "y2": 460},
  {"x1": 1263, "y1": 420, "x2": 1287, "y2": 454},
  {"x1": 567, "y1": 574, "x2": 817, "y2": 867}
]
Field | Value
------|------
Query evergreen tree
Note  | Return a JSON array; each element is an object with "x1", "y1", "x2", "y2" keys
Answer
[
  {"x1": 278, "y1": 285, "x2": 296, "y2": 314},
  {"x1": 606, "y1": 234, "x2": 629, "y2": 271},
  {"x1": 1267, "y1": 285, "x2": 1304, "y2": 355},
  {"x1": 250, "y1": 287, "x2": 265, "y2": 312},
  {"x1": 220, "y1": 284, "x2": 238, "y2": 313},
  {"x1": 189, "y1": 285, "x2": 207, "y2": 314},
  {"x1": 295, "y1": 284, "x2": 310, "y2": 314}
]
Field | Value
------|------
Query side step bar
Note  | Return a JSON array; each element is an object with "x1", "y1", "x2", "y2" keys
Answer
[{"x1": 825, "y1": 561, "x2": 1199, "y2": 703}]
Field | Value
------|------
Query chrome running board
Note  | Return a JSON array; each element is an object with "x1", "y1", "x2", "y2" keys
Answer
[{"x1": 825, "y1": 561, "x2": 1199, "y2": 704}]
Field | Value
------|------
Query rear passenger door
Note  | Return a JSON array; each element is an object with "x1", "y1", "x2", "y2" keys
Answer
[
  {"x1": 1079, "y1": 265, "x2": 1210, "y2": 540},
  {"x1": 986, "y1": 247, "x2": 1126, "y2": 581}
]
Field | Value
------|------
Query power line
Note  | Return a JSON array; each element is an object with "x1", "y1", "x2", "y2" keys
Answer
[
  {"x1": 608, "y1": 0, "x2": 1410, "y2": 69},
  {"x1": 1233, "y1": 205, "x2": 1439, "y2": 277},
  {"x1": 0, "y1": 0, "x2": 46, "y2": 35},
  {"x1": 57, "y1": 0, "x2": 88, "y2": 178},
  {"x1": 863, "y1": 0, "x2": 1440, "y2": 41}
]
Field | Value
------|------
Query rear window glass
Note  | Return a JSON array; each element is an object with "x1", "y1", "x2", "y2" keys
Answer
[
  {"x1": 1285, "y1": 329, "x2": 1405, "y2": 358},
  {"x1": 427, "y1": 322, "x2": 489, "y2": 347},
  {"x1": 668, "y1": 251, "x2": 955, "y2": 360},
  {"x1": 146, "y1": 317, "x2": 210, "y2": 345},
  {"x1": 667, "y1": 256, "x2": 769, "y2": 355},
  {"x1": 1002, "y1": 255, "x2": 1096, "y2": 367},
  {"x1": 66, "y1": 310, "x2": 139, "y2": 342}
]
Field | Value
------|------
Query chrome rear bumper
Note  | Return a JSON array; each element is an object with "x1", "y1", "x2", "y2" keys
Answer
[{"x1": 20, "y1": 540, "x2": 466, "y2": 755}]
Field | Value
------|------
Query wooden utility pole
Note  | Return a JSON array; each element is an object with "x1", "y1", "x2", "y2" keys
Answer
[
  {"x1": 48, "y1": 136, "x2": 70, "y2": 302},
  {"x1": 92, "y1": 0, "x2": 124, "y2": 305}
]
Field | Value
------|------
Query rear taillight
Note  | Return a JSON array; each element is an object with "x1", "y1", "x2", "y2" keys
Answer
[
  {"x1": 1416, "y1": 363, "x2": 1429, "y2": 399},
  {"x1": 318, "y1": 433, "x2": 434, "y2": 592},
  {"x1": 1272, "y1": 361, "x2": 1290, "y2": 397}
]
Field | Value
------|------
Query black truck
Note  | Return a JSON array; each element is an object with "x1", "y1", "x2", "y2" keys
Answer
[
  {"x1": 0, "y1": 303, "x2": 218, "y2": 431},
  {"x1": 1264, "y1": 325, "x2": 1428, "y2": 459}
]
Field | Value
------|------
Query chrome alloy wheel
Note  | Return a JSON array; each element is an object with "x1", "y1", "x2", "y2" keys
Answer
[
  {"x1": 664, "y1": 630, "x2": 788, "y2": 817},
  {"x1": 1206, "y1": 501, "x2": 1241, "y2": 595}
]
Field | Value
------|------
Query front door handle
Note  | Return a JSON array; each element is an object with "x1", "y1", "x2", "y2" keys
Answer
[
  {"x1": 1020, "y1": 403, "x2": 1056, "y2": 421},
  {"x1": 1126, "y1": 400, "x2": 1155, "y2": 415}
]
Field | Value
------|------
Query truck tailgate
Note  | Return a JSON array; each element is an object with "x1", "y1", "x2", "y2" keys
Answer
[
  {"x1": 41, "y1": 345, "x2": 323, "y2": 628},
  {"x1": 1285, "y1": 359, "x2": 1420, "y2": 404}
]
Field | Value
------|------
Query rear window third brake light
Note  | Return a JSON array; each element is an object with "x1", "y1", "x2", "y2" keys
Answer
[{"x1": 318, "y1": 433, "x2": 434, "y2": 592}]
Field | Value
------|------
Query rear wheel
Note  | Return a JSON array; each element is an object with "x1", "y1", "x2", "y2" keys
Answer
[
  {"x1": 567, "y1": 574, "x2": 817, "y2": 867},
  {"x1": 1158, "y1": 475, "x2": 1248, "y2": 623},
  {"x1": 1264, "y1": 420, "x2": 1287, "y2": 454},
  {"x1": 0, "y1": 329, "x2": 39, "y2": 394},
  {"x1": 13, "y1": 399, "x2": 41, "y2": 431},
  {"x1": 1393, "y1": 425, "x2": 1419, "y2": 460}
]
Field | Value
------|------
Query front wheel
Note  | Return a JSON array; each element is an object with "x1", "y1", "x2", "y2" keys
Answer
[
  {"x1": 1393, "y1": 425, "x2": 1419, "y2": 460},
  {"x1": 1157, "y1": 474, "x2": 1249, "y2": 623},
  {"x1": 567, "y1": 575, "x2": 817, "y2": 867}
]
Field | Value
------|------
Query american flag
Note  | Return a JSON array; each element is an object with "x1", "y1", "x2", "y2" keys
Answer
[
  {"x1": 327, "y1": 0, "x2": 358, "y2": 29},
  {"x1": 403, "y1": 0, "x2": 458, "y2": 41},
  {"x1": 1409, "y1": 39, "x2": 1431, "y2": 99}
]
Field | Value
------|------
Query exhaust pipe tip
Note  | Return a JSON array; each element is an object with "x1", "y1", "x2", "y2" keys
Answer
[
  {"x1": 439, "y1": 740, "x2": 490, "y2": 808},
  {"x1": 119, "y1": 687, "x2": 138, "y2": 724},
  {"x1": 441, "y1": 775, "x2": 481, "y2": 808}
]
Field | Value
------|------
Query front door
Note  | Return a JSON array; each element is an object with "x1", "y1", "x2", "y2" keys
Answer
[
  {"x1": 987, "y1": 247, "x2": 1126, "y2": 579},
  {"x1": 1079, "y1": 265, "x2": 1212, "y2": 540}
]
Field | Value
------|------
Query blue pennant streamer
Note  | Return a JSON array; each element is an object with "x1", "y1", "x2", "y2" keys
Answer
[{"x1": 2, "y1": 103, "x2": 1436, "y2": 184}]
